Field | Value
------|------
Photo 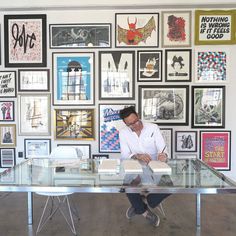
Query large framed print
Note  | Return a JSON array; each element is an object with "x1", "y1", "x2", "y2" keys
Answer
[
  {"x1": 160, "y1": 128, "x2": 173, "y2": 158},
  {"x1": 175, "y1": 131, "x2": 197, "y2": 152},
  {"x1": 99, "y1": 51, "x2": 135, "y2": 100},
  {"x1": 0, "y1": 71, "x2": 16, "y2": 98},
  {"x1": 0, "y1": 101, "x2": 14, "y2": 122},
  {"x1": 115, "y1": 13, "x2": 159, "y2": 48},
  {"x1": 162, "y1": 11, "x2": 191, "y2": 47},
  {"x1": 49, "y1": 23, "x2": 111, "y2": 48},
  {"x1": 0, "y1": 124, "x2": 16, "y2": 147},
  {"x1": 195, "y1": 10, "x2": 236, "y2": 45},
  {"x1": 192, "y1": 86, "x2": 225, "y2": 128},
  {"x1": 55, "y1": 109, "x2": 95, "y2": 140},
  {"x1": 200, "y1": 131, "x2": 231, "y2": 171},
  {"x1": 0, "y1": 148, "x2": 15, "y2": 168},
  {"x1": 195, "y1": 48, "x2": 228, "y2": 83},
  {"x1": 18, "y1": 69, "x2": 50, "y2": 92},
  {"x1": 99, "y1": 104, "x2": 135, "y2": 153},
  {"x1": 24, "y1": 139, "x2": 51, "y2": 159},
  {"x1": 4, "y1": 14, "x2": 47, "y2": 67},
  {"x1": 137, "y1": 50, "x2": 162, "y2": 82},
  {"x1": 18, "y1": 94, "x2": 51, "y2": 135},
  {"x1": 139, "y1": 85, "x2": 189, "y2": 125},
  {"x1": 57, "y1": 144, "x2": 91, "y2": 159},
  {"x1": 165, "y1": 49, "x2": 192, "y2": 82},
  {"x1": 52, "y1": 52, "x2": 94, "y2": 105}
]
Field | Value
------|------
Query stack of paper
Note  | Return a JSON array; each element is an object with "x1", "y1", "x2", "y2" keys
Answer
[
  {"x1": 122, "y1": 160, "x2": 143, "y2": 174},
  {"x1": 148, "y1": 161, "x2": 172, "y2": 174},
  {"x1": 98, "y1": 159, "x2": 118, "y2": 173}
]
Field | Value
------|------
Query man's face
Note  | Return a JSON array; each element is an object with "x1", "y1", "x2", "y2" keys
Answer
[{"x1": 123, "y1": 113, "x2": 143, "y2": 132}]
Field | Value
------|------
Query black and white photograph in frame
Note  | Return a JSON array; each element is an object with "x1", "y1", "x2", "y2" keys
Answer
[
  {"x1": 99, "y1": 51, "x2": 135, "y2": 100},
  {"x1": 165, "y1": 49, "x2": 192, "y2": 82},
  {"x1": 137, "y1": 50, "x2": 162, "y2": 82},
  {"x1": 175, "y1": 131, "x2": 197, "y2": 152},
  {"x1": 160, "y1": 128, "x2": 173, "y2": 158}
]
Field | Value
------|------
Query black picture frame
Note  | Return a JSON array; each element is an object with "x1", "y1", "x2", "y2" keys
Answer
[
  {"x1": 57, "y1": 144, "x2": 91, "y2": 159},
  {"x1": 0, "y1": 148, "x2": 15, "y2": 168},
  {"x1": 0, "y1": 71, "x2": 16, "y2": 98},
  {"x1": 160, "y1": 128, "x2": 173, "y2": 158},
  {"x1": 0, "y1": 101, "x2": 15, "y2": 122},
  {"x1": 175, "y1": 131, "x2": 197, "y2": 152},
  {"x1": 4, "y1": 14, "x2": 47, "y2": 67}
]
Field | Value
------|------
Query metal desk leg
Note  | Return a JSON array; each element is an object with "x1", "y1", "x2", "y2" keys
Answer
[
  {"x1": 27, "y1": 192, "x2": 33, "y2": 225},
  {"x1": 196, "y1": 193, "x2": 201, "y2": 236}
]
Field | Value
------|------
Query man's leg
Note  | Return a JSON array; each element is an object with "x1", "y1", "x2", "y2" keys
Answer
[
  {"x1": 126, "y1": 193, "x2": 147, "y2": 214},
  {"x1": 146, "y1": 194, "x2": 171, "y2": 209}
]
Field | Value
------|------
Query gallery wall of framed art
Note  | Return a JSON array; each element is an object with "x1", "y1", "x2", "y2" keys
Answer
[{"x1": 0, "y1": 6, "x2": 236, "y2": 179}]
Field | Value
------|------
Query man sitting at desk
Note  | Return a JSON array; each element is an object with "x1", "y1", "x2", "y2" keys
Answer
[{"x1": 119, "y1": 106, "x2": 170, "y2": 227}]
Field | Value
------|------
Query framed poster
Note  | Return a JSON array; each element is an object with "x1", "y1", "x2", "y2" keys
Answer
[
  {"x1": 195, "y1": 49, "x2": 228, "y2": 83},
  {"x1": 162, "y1": 11, "x2": 191, "y2": 47},
  {"x1": 52, "y1": 52, "x2": 94, "y2": 105},
  {"x1": 18, "y1": 69, "x2": 50, "y2": 92},
  {"x1": 99, "y1": 51, "x2": 135, "y2": 100},
  {"x1": 24, "y1": 139, "x2": 51, "y2": 159},
  {"x1": 99, "y1": 104, "x2": 135, "y2": 153},
  {"x1": 0, "y1": 124, "x2": 16, "y2": 147},
  {"x1": 18, "y1": 94, "x2": 51, "y2": 135},
  {"x1": 175, "y1": 131, "x2": 197, "y2": 152},
  {"x1": 192, "y1": 86, "x2": 225, "y2": 128},
  {"x1": 0, "y1": 71, "x2": 16, "y2": 98},
  {"x1": 195, "y1": 10, "x2": 236, "y2": 45},
  {"x1": 160, "y1": 128, "x2": 173, "y2": 158},
  {"x1": 49, "y1": 23, "x2": 111, "y2": 48},
  {"x1": 139, "y1": 85, "x2": 189, "y2": 125},
  {"x1": 0, "y1": 101, "x2": 14, "y2": 122},
  {"x1": 137, "y1": 50, "x2": 162, "y2": 82},
  {"x1": 55, "y1": 109, "x2": 95, "y2": 140},
  {"x1": 57, "y1": 144, "x2": 91, "y2": 159},
  {"x1": 0, "y1": 148, "x2": 15, "y2": 168},
  {"x1": 200, "y1": 131, "x2": 231, "y2": 170},
  {"x1": 4, "y1": 14, "x2": 47, "y2": 67},
  {"x1": 165, "y1": 49, "x2": 192, "y2": 82},
  {"x1": 115, "y1": 13, "x2": 159, "y2": 47}
]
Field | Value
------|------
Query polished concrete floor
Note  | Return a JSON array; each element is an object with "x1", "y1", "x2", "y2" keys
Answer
[{"x1": 0, "y1": 192, "x2": 235, "y2": 236}]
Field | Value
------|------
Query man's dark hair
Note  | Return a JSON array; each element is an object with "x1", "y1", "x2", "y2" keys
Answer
[{"x1": 119, "y1": 106, "x2": 137, "y2": 120}]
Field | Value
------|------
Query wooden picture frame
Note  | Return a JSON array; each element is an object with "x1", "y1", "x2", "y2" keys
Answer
[
  {"x1": 49, "y1": 23, "x2": 111, "y2": 48},
  {"x1": 137, "y1": 50, "x2": 162, "y2": 82},
  {"x1": 192, "y1": 86, "x2": 225, "y2": 128},
  {"x1": 55, "y1": 109, "x2": 95, "y2": 140},
  {"x1": 0, "y1": 124, "x2": 16, "y2": 147},
  {"x1": 195, "y1": 10, "x2": 236, "y2": 45},
  {"x1": 0, "y1": 101, "x2": 14, "y2": 122},
  {"x1": 139, "y1": 85, "x2": 189, "y2": 125},
  {"x1": 0, "y1": 148, "x2": 15, "y2": 168},
  {"x1": 57, "y1": 144, "x2": 91, "y2": 159},
  {"x1": 175, "y1": 131, "x2": 197, "y2": 152},
  {"x1": 52, "y1": 52, "x2": 95, "y2": 105},
  {"x1": 0, "y1": 71, "x2": 16, "y2": 98},
  {"x1": 18, "y1": 69, "x2": 50, "y2": 92},
  {"x1": 162, "y1": 11, "x2": 191, "y2": 47},
  {"x1": 99, "y1": 51, "x2": 135, "y2": 100},
  {"x1": 4, "y1": 14, "x2": 47, "y2": 67},
  {"x1": 18, "y1": 94, "x2": 51, "y2": 135},
  {"x1": 165, "y1": 49, "x2": 192, "y2": 82},
  {"x1": 115, "y1": 13, "x2": 159, "y2": 47},
  {"x1": 24, "y1": 139, "x2": 51, "y2": 159},
  {"x1": 200, "y1": 131, "x2": 231, "y2": 171},
  {"x1": 160, "y1": 128, "x2": 173, "y2": 158}
]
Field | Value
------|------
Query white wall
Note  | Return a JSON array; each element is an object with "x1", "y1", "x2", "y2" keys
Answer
[{"x1": 0, "y1": 2, "x2": 236, "y2": 181}]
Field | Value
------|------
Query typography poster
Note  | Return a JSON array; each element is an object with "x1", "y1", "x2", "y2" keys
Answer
[{"x1": 0, "y1": 71, "x2": 16, "y2": 97}]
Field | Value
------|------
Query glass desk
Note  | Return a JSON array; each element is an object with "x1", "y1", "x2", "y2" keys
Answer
[{"x1": 0, "y1": 157, "x2": 236, "y2": 235}]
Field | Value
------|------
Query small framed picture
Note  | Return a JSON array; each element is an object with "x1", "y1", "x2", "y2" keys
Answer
[
  {"x1": 0, "y1": 101, "x2": 14, "y2": 122},
  {"x1": 200, "y1": 131, "x2": 231, "y2": 170},
  {"x1": 0, "y1": 124, "x2": 16, "y2": 147},
  {"x1": 162, "y1": 11, "x2": 191, "y2": 47},
  {"x1": 115, "y1": 13, "x2": 159, "y2": 47},
  {"x1": 175, "y1": 131, "x2": 197, "y2": 152},
  {"x1": 165, "y1": 49, "x2": 192, "y2": 82},
  {"x1": 137, "y1": 50, "x2": 162, "y2": 82},
  {"x1": 18, "y1": 69, "x2": 50, "y2": 92},
  {"x1": 57, "y1": 144, "x2": 91, "y2": 159},
  {"x1": 0, "y1": 71, "x2": 16, "y2": 98},
  {"x1": 160, "y1": 128, "x2": 173, "y2": 158},
  {"x1": 0, "y1": 148, "x2": 15, "y2": 168},
  {"x1": 192, "y1": 86, "x2": 225, "y2": 128},
  {"x1": 24, "y1": 139, "x2": 51, "y2": 159}
]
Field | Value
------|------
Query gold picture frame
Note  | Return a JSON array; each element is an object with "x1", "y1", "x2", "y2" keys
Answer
[{"x1": 0, "y1": 124, "x2": 16, "y2": 147}]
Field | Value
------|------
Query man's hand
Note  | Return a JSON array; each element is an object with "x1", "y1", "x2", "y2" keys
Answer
[
  {"x1": 158, "y1": 153, "x2": 168, "y2": 162},
  {"x1": 136, "y1": 153, "x2": 152, "y2": 164}
]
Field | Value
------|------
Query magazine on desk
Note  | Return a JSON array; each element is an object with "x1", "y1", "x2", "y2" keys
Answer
[
  {"x1": 122, "y1": 160, "x2": 143, "y2": 174},
  {"x1": 98, "y1": 159, "x2": 119, "y2": 173},
  {"x1": 148, "y1": 160, "x2": 172, "y2": 174}
]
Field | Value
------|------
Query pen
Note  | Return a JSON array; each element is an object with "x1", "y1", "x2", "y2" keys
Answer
[
  {"x1": 161, "y1": 145, "x2": 166, "y2": 153},
  {"x1": 151, "y1": 132, "x2": 154, "y2": 137}
]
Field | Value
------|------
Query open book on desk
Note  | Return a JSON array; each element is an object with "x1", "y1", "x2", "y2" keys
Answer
[
  {"x1": 122, "y1": 160, "x2": 143, "y2": 174},
  {"x1": 148, "y1": 160, "x2": 172, "y2": 174},
  {"x1": 98, "y1": 159, "x2": 119, "y2": 174}
]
